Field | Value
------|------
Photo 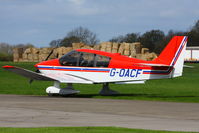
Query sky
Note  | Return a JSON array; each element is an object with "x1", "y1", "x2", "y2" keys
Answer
[{"x1": 0, "y1": 0, "x2": 198, "y2": 47}]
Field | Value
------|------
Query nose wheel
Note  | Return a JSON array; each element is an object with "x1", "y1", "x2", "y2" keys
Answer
[{"x1": 46, "y1": 82, "x2": 80, "y2": 96}]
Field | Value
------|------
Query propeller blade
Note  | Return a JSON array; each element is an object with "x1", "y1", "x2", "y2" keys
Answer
[
  {"x1": 29, "y1": 44, "x2": 59, "y2": 84},
  {"x1": 45, "y1": 48, "x2": 54, "y2": 61}
]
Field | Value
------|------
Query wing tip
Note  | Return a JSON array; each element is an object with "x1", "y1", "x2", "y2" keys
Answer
[{"x1": 2, "y1": 65, "x2": 15, "y2": 69}]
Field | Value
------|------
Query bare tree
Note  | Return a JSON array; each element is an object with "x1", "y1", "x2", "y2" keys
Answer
[
  {"x1": 109, "y1": 35, "x2": 125, "y2": 43},
  {"x1": 64, "y1": 26, "x2": 99, "y2": 46},
  {"x1": 0, "y1": 43, "x2": 13, "y2": 55},
  {"x1": 109, "y1": 33, "x2": 139, "y2": 43},
  {"x1": 60, "y1": 36, "x2": 81, "y2": 47},
  {"x1": 49, "y1": 39, "x2": 62, "y2": 47},
  {"x1": 14, "y1": 43, "x2": 34, "y2": 49}
]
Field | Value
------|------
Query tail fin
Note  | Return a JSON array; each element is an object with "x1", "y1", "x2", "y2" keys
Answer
[{"x1": 154, "y1": 36, "x2": 188, "y2": 77}]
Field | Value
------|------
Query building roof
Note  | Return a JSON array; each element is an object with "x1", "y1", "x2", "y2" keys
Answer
[{"x1": 186, "y1": 46, "x2": 199, "y2": 50}]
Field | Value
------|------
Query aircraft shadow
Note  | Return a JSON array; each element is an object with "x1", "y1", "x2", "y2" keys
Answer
[{"x1": 62, "y1": 93, "x2": 199, "y2": 99}]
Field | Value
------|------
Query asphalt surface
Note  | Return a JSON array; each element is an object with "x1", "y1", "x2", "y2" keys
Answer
[{"x1": 0, "y1": 94, "x2": 199, "y2": 131}]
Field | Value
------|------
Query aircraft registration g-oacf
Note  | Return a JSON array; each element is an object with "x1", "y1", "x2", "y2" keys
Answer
[{"x1": 3, "y1": 36, "x2": 188, "y2": 96}]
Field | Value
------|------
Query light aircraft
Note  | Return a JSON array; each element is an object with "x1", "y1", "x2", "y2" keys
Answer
[{"x1": 3, "y1": 36, "x2": 188, "y2": 96}]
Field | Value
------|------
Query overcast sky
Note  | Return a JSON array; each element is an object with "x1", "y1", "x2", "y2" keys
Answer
[{"x1": 0, "y1": 0, "x2": 198, "y2": 47}]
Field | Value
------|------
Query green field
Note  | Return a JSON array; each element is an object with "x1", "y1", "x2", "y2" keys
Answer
[
  {"x1": 0, "y1": 127, "x2": 198, "y2": 133},
  {"x1": 0, "y1": 62, "x2": 199, "y2": 102}
]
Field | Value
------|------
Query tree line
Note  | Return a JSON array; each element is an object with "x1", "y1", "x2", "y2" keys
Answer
[
  {"x1": 0, "y1": 43, "x2": 34, "y2": 61},
  {"x1": 49, "y1": 20, "x2": 199, "y2": 54},
  {"x1": 0, "y1": 20, "x2": 199, "y2": 61},
  {"x1": 109, "y1": 20, "x2": 199, "y2": 54}
]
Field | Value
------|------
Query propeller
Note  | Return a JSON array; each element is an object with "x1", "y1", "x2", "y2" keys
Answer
[{"x1": 29, "y1": 46, "x2": 59, "y2": 84}]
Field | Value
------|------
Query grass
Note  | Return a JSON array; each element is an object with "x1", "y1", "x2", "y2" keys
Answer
[
  {"x1": 0, "y1": 62, "x2": 199, "y2": 102},
  {"x1": 0, "y1": 127, "x2": 198, "y2": 133}
]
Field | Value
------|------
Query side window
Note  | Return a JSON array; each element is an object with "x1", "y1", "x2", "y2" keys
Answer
[
  {"x1": 59, "y1": 51, "x2": 110, "y2": 67},
  {"x1": 95, "y1": 55, "x2": 110, "y2": 67},
  {"x1": 79, "y1": 52, "x2": 95, "y2": 67},
  {"x1": 59, "y1": 51, "x2": 79, "y2": 66}
]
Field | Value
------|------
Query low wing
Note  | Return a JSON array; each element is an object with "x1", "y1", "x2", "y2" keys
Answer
[
  {"x1": 43, "y1": 73, "x2": 94, "y2": 84},
  {"x1": 3, "y1": 65, "x2": 56, "y2": 81},
  {"x1": 3, "y1": 65, "x2": 93, "y2": 84}
]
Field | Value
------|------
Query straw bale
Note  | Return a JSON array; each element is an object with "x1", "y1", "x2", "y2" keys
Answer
[
  {"x1": 72, "y1": 43, "x2": 85, "y2": 49},
  {"x1": 47, "y1": 52, "x2": 57, "y2": 60},
  {"x1": 13, "y1": 53, "x2": 19, "y2": 59},
  {"x1": 106, "y1": 42, "x2": 112, "y2": 48},
  {"x1": 124, "y1": 43, "x2": 130, "y2": 50},
  {"x1": 100, "y1": 48, "x2": 106, "y2": 52},
  {"x1": 22, "y1": 59, "x2": 29, "y2": 62},
  {"x1": 119, "y1": 43, "x2": 125, "y2": 49},
  {"x1": 145, "y1": 52, "x2": 157, "y2": 61},
  {"x1": 106, "y1": 47, "x2": 112, "y2": 53},
  {"x1": 33, "y1": 54, "x2": 39, "y2": 60},
  {"x1": 118, "y1": 49, "x2": 124, "y2": 54},
  {"x1": 32, "y1": 48, "x2": 39, "y2": 54},
  {"x1": 56, "y1": 47, "x2": 64, "y2": 55},
  {"x1": 93, "y1": 44, "x2": 101, "y2": 50},
  {"x1": 24, "y1": 48, "x2": 32, "y2": 54},
  {"x1": 13, "y1": 48, "x2": 19, "y2": 54},
  {"x1": 151, "y1": 52, "x2": 157, "y2": 59},
  {"x1": 118, "y1": 43, "x2": 125, "y2": 54},
  {"x1": 141, "y1": 48, "x2": 149, "y2": 54},
  {"x1": 28, "y1": 54, "x2": 34, "y2": 61},
  {"x1": 136, "y1": 54, "x2": 147, "y2": 60},
  {"x1": 18, "y1": 48, "x2": 24, "y2": 56},
  {"x1": 33, "y1": 59, "x2": 39, "y2": 62},
  {"x1": 22, "y1": 53, "x2": 28, "y2": 59},
  {"x1": 112, "y1": 43, "x2": 119, "y2": 49},
  {"x1": 63, "y1": 47, "x2": 73, "y2": 54},
  {"x1": 130, "y1": 49, "x2": 136, "y2": 58},
  {"x1": 100, "y1": 42, "x2": 111, "y2": 49},
  {"x1": 133, "y1": 42, "x2": 141, "y2": 54},
  {"x1": 100, "y1": 43, "x2": 106, "y2": 49},
  {"x1": 18, "y1": 58, "x2": 23, "y2": 62},
  {"x1": 51, "y1": 49, "x2": 58, "y2": 58},
  {"x1": 13, "y1": 59, "x2": 18, "y2": 62},
  {"x1": 130, "y1": 43, "x2": 136, "y2": 50},
  {"x1": 40, "y1": 48, "x2": 52, "y2": 54},
  {"x1": 81, "y1": 45, "x2": 92, "y2": 49},
  {"x1": 112, "y1": 48, "x2": 118, "y2": 53},
  {"x1": 39, "y1": 54, "x2": 49, "y2": 61},
  {"x1": 58, "y1": 54, "x2": 64, "y2": 58},
  {"x1": 124, "y1": 50, "x2": 130, "y2": 56}
]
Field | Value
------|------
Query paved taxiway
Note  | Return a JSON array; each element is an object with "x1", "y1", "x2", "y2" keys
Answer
[{"x1": 0, "y1": 94, "x2": 199, "y2": 131}]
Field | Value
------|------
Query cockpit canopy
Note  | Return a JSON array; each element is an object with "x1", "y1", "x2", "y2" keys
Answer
[{"x1": 59, "y1": 50, "x2": 110, "y2": 67}]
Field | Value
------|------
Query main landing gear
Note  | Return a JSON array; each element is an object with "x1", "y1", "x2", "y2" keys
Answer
[
  {"x1": 46, "y1": 82, "x2": 119, "y2": 96},
  {"x1": 99, "y1": 83, "x2": 120, "y2": 96}
]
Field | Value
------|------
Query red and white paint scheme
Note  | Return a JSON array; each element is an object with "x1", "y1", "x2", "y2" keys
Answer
[{"x1": 3, "y1": 36, "x2": 188, "y2": 96}]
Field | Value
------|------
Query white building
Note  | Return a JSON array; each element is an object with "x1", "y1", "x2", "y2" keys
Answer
[{"x1": 185, "y1": 47, "x2": 199, "y2": 62}]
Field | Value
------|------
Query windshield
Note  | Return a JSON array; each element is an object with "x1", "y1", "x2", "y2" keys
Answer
[
  {"x1": 59, "y1": 50, "x2": 79, "y2": 66},
  {"x1": 59, "y1": 50, "x2": 110, "y2": 67}
]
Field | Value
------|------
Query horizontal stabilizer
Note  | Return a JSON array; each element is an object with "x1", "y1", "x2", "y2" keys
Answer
[
  {"x1": 183, "y1": 65, "x2": 194, "y2": 68},
  {"x1": 138, "y1": 63, "x2": 170, "y2": 67},
  {"x1": 3, "y1": 65, "x2": 56, "y2": 81}
]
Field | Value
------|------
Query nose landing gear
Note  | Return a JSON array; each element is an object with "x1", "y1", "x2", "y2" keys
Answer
[{"x1": 46, "y1": 81, "x2": 80, "y2": 96}]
